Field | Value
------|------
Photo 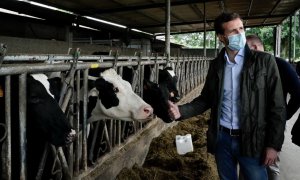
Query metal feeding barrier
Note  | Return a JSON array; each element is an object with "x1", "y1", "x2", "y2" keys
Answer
[{"x1": 0, "y1": 50, "x2": 211, "y2": 180}]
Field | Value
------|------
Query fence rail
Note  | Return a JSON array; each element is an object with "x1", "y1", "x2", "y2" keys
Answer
[{"x1": 0, "y1": 53, "x2": 211, "y2": 180}]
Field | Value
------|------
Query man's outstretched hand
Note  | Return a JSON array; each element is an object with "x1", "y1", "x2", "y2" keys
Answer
[{"x1": 168, "y1": 100, "x2": 181, "y2": 120}]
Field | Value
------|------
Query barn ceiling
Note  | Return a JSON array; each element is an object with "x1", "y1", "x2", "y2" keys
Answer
[{"x1": 1, "y1": 0, "x2": 300, "y2": 36}]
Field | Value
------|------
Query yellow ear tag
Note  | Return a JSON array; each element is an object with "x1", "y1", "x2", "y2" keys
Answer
[{"x1": 91, "y1": 64, "x2": 99, "y2": 68}]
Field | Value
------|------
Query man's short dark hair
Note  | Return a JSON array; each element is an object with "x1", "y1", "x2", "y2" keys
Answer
[
  {"x1": 246, "y1": 34, "x2": 263, "y2": 45},
  {"x1": 214, "y1": 12, "x2": 242, "y2": 35}
]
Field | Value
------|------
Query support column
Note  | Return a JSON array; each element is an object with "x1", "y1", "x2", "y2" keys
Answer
[
  {"x1": 65, "y1": 25, "x2": 73, "y2": 50},
  {"x1": 293, "y1": 13, "x2": 296, "y2": 61},
  {"x1": 275, "y1": 25, "x2": 281, "y2": 57},
  {"x1": 165, "y1": 0, "x2": 170, "y2": 63},
  {"x1": 289, "y1": 15, "x2": 293, "y2": 62},
  {"x1": 203, "y1": 2, "x2": 207, "y2": 57},
  {"x1": 214, "y1": 32, "x2": 218, "y2": 57}
]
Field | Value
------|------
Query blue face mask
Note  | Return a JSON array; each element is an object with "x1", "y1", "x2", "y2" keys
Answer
[{"x1": 227, "y1": 32, "x2": 246, "y2": 51}]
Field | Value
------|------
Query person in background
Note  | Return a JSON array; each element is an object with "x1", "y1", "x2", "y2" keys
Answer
[
  {"x1": 168, "y1": 12, "x2": 286, "y2": 180},
  {"x1": 246, "y1": 34, "x2": 300, "y2": 180}
]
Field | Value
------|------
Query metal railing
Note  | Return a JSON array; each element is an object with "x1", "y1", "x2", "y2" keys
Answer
[{"x1": 0, "y1": 52, "x2": 211, "y2": 180}]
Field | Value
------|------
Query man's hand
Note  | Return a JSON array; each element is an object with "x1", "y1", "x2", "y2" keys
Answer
[
  {"x1": 168, "y1": 100, "x2": 181, "y2": 120},
  {"x1": 263, "y1": 147, "x2": 278, "y2": 166}
]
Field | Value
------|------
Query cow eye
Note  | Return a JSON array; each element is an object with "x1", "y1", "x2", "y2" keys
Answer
[{"x1": 113, "y1": 87, "x2": 119, "y2": 93}]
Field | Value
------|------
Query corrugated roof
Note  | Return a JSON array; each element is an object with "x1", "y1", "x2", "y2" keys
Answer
[{"x1": 1, "y1": 0, "x2": 300, "y2": 35}]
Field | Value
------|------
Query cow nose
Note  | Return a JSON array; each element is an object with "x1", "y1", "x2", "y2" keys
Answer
[{"x1": 144, "y1": 106, "x2": 153, "y2": 116}]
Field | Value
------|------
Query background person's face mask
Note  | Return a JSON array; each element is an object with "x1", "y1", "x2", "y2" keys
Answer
[{"x1": 227, "y1": 32, "x2": 246, "y2": 51}]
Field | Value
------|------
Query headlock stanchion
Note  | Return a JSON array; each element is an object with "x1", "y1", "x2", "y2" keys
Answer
[{"x1": 0, "y1": 48, "x2": 212, "y2": 180}]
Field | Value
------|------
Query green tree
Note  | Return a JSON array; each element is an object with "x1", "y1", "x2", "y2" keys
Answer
[
  {"x1": 171, "y1": 10, "x2": 300, "y2": 61},
  {"x1": 172, "y1": 31, "x2": 216, "y2": 48},
  {"x1": 246, "y1": 11, "x2": 300, "y2": 61}
]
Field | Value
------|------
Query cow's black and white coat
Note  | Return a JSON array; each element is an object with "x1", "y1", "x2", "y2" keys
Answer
[
  {"x1": 0, "y1": 74, "x2": 75, "y2": 179},
  {"x1": 86, "y1": 68, "x2": 154, "y2": 123},
  {"x1": 142, "y1": 66, "x2": 180, "y2": 123}
]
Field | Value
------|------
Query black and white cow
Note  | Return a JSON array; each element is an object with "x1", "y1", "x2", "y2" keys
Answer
[
  {"x1": 27, "y1": 74, "x2": 76, "y2": 146},
  {"x1": 84, "y1": 66, "x2": 180, "y2": 124},
  {"x1": 87, "y1": 68, "x2": 154, "y2": 123},
  {"x1": 142, "y1": 66, "x2": 180, "y2": 123},
  {"x1": 0, "y1": 74, "x2": 76, "y2": 179},
  {"x1": 76, "y1": 68, "x2": 154, "y2": 164}
]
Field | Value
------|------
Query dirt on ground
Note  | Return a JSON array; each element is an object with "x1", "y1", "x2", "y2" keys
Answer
[{"x1": 116, "y1": 111, "x2": 219, "y2": 180}]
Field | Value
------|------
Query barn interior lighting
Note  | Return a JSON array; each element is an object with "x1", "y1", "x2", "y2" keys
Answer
[
  {"x1": 72, "y1": 23, "x2": 100, "y2": 32},
  {"x1": 83, "y1": 16, "x2": 127, "y2": 29},
  {"x1": 0, "y1": 7, "x2": 44, "y2": 20},
  {"x1": 132, "y1": 28, "x2": 153, "y2": 36},
  {"x1": 16, "y1": 0, "x2": 152, "y2": 35},
  {"x1": 17, "y1": 0, "x2": 74, "y2": 15}
]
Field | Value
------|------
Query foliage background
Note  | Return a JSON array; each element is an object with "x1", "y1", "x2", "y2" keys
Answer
[{"x1": 171, "y1": 11, "x2": 300, "y2": 61}]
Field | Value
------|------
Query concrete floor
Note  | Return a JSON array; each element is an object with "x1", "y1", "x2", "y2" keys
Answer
[{"x1": 280, "y1": 108, "x2": 300, "y2": 180}]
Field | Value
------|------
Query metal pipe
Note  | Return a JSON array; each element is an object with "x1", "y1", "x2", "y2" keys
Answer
[
  {"x1": 289, "y1": 15, "x2": 293, "y2": 62},
  {"x1": 19, "y1": 74, "x2": 27, "y2": 180},
  {"x1": 89, "y1": 121, "x2": 100, "y2": 163},
  {"x1": 35, "y1": 144, "x2": 49, "y2": 180},
  {"x1": 165, "y1": 0, "x2": 171, "y2": 64},
  {"x1": 0, "y1": 60, "x2": 174, "y2": 76},
  {"x1": 60, "y1": 87, "x2": 73, "y2": 112},
  {"x1": 4, "y1": 75, "x2": 12, "y2": 180},
  {"x1": 74, "y1": 71, "x2": 81, "y2": 174},
  {"x1": 52, "y1": 146, "x2": 72, "y2": 180},
  {"x1": 293, "y1": 13, "x2": 296, "y2": 60},
  {"x1": 203, "y1": 2, "x2": 207, "y2": 56},
  {"x1": 82, "y1": 69, "x2": 88, "y2": 170},
  {"x1": 67, "y1": 75, "x2": 74, "y2": 178}
]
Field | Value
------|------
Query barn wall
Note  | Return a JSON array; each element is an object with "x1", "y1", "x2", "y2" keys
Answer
[
  {"x1": 181, "y1": 48, "x2": 219, "y2": 57},
  {"x1": 0, "y1": 36, "x2": 140, "y2": 55}
]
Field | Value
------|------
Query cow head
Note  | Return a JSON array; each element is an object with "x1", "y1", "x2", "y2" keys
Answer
[
  {"x1": 143, "y1": 79, "x2": 174, "y2": 123},
  {"x1": 88, "y1": 69, "x2": 153, "y2": 123},
  {"x1": 142, "y1": 67, "x2": 180, "y2": 123},
  {"x1": 27, "y1": 74, "x2": 76, "y2": 146},
  {"x1": 158, "y1": 67, "x2": 180, "y2": 102}
]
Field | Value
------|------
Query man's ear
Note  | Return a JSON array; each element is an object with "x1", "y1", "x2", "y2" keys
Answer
[
  {"x1": 252, "y1": 44, "x2": 258, "y2": 50},
  {"x1": 217, "y1": 34, "x2": 226, "y2": 45}
]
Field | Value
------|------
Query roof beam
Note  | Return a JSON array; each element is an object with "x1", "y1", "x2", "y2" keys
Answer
[
  {"x1": 94, "y1": 0, "x2": 220, "y2": 14},
  {"x1": 155, "y1": 22, "x2": 280, "y2": 35},
  {"x1": 189, "y1": 4, "x2": 204, "y2": 19},
  {"x1": 263, "y1": 0, "x2": 282, "y2": 24},
  {"x1": 134, "y1": 14, "x2": 289, "y2": 28},
  {"x1": 110, "y1": 0, "x2": 161, "y2": 25},
  {"x1": 147, "y1": 0, "x2": 195, "y2": 30},
  {"x1": 244, "y1": 0, "x2": 254, "y2": 25}
]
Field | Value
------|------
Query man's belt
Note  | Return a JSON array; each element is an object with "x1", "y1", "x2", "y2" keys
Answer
[{"x1": 219, "y1": 125, "x2": 241, "y2": 136}]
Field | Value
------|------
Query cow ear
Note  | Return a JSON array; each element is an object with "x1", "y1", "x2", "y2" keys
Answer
[
  {"x1": 95, "y1": 77, "x2": 119, "y2": 109},
  {"x1": 94, "y1": 77, "x2": 106, "y2": 92}
]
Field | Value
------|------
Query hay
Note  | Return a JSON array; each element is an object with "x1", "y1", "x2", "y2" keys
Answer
[{"x1": 117, "y1": 111, "x2": 219, "y2": 180}]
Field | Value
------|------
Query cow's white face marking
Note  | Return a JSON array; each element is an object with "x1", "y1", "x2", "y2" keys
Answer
[
  {"x1": 31, "y1": 74, "x2": 54, "y2": 98},
  {"x1": 167, "y1": 70, "x2": 175, "y2": 77},
  {"x1": 89, "y1": 69, "x2": 153, "y2": 122}
]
